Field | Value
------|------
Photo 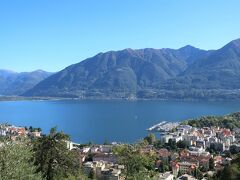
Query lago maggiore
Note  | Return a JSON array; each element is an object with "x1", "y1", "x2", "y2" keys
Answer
[{"x1": 1, "y1": 100, "x2": 240, "y2": 143}]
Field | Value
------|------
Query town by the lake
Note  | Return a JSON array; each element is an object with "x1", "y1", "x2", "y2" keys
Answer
[{"x1": 1, "y1": 112, "x2": 240, "y2": 180}]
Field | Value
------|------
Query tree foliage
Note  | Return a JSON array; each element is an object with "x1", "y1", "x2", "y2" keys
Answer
[
  {"x1": 113, "y1": 145, "x2": 156, "y2": 179},
  {"x1": 33, "y1": 127, "x2": 81, "y2": 180},
  {"x1": 182, "y1": 112, "x2": 240, "y2": 130},
  {"x1": 144, "y1": 133, "x2": 156, "y2": 145},
  {"x1": 220, "y1": 154, "x2": 240, "y2": 180},
  {"x1": 0, "y1": 141, "x2": 42, "y2": 180}
]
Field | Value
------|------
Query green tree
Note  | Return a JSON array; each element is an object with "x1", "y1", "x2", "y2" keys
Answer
[
  {"x1": 89, "y1": 168, "x2": 96, "y2": 179},
  {"x1": 103, "y1": 139, "x2": 110, "y2": 145},
  {"x1": 113, "y1": 145, "x2": 156, "y2": 179},
  {"x1": 177, "y1": 140, "x2": 188, "y2": 149},
  {"x1": 195, "y1": 168, "x2": 203, "y2": 179},
  {"x1": 159, "y1": 162, "x2": 169, "y2": 173},
  {"x1": 220, "y1": 164, "x2": 240, "y2": 180},
  {"x1": 144, "y1": 133, "x2": 156, "y2": 145},
  {"x1": 167, "y1": 139, "x2": 177, "y2": 150},
  {"x1": 0, "y1": 141, "x2": 42, "y2": 180},
  {"x1": 209, "y1": 157, "x2": 214, "y2": 170},
  {"x1": 153, "y1": 140, "x2": 165, "y2": 149},
  {"x1": 63, "y1": 171, "x2": 89, "y2": 180},
  {"x1": 33, "y1": 127, "x2": 81, "y2": 180}
]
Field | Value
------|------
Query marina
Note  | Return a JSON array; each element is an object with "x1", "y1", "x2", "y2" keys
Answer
[{"x1": 147, "y1": 121, "x2": 179, "y2": 132}]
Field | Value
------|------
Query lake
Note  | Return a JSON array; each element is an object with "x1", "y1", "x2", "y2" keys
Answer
[{"x1": 0, "y1": 100, "x2": 239, "y2": 143}]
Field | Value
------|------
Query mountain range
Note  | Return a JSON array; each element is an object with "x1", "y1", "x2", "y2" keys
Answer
[
  {"x1": 2, "y1": 38, "x2": 240, "y2": 100},
  {"x1": 0, "y1": 70, "x2": 53, "y2": 95}
]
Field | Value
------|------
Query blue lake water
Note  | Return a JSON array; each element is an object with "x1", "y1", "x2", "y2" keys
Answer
[{"x1": 0, "y1": 100, "x2": 239, "y2": 143}]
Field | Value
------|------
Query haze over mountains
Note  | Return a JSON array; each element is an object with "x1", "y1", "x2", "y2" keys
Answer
[
  {"x1": 3, "y1": 38, "x2": 240, "y2": 100},
  {"x1": 0, "y1": 70, "x2": 53, "y2": 95}
]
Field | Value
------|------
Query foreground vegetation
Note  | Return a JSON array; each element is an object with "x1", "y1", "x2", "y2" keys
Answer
[{"x1": 0, "y1": 128, "x2": 87, "y2": 180}]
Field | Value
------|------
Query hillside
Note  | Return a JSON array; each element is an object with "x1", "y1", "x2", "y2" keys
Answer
[
  {"x1": 24, "y1": 46, "x2": 209, "y2": 98},
  {"x1": 181, "y1": 112, "x2": 240, "y2": 130},
  {"x1": 0, "y1": 70, "x2": 53, "y2": 95},
  {"x1": 166, "y1": 38, "x2": 240, "y2": 89},
  {"x1": 24, "y1": 38, "x2": 240, "y2": 100}
]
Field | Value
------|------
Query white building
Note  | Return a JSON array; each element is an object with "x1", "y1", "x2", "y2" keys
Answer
[{"x1": 158, "y1": 172, "x2": 174, "y2": 180}]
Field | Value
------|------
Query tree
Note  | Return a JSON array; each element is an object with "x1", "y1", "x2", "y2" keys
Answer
[
  {"x1": 209, "y1": 157, "x2": 215, "y2": 170},
  {"x1": 33, "y1": 127, "x2": 81, "y2": 180},
  {"x1": 167, "y1": 139, "x2": 177, "y2": 150},
  {"x1": 0, "y1": 141, "x2": 42, "y2": 180},
  {"x1": 153, "y1": 140, "x2": 165, "y2": 149},
  {"x1": 113, "y1": 145, "x2": 156, "y2": 179},
  {"x1": 144, "y1": 133, "x2": 156, "y2": 145},
  {"x1": 89, "y1": 168, "x2": 96, "y2": 179},
  {"x1": 219, "y1": 154, "x2": 240, "y2": 180},
  {"x1": 220, "y1": 164, "x2": 240, "y2": 180},
  {"x1": 177, "y1": 140, "x2": 188, "y2": 149},
  {"x1": 159, "y1": 161, "x2": 169, "y2": 173},
  {"x1": 230, "y1": 145, "x2": 240, "y2": 154},
  {"x1": 103, "y1": 139, "x2": 110, "y2": 145},
  {"x1": 63, "y1": 172, "x2": 89, "y2": 180},
  {"x1": 195, "y1": 168, "x2": 203, "y2": 179}
]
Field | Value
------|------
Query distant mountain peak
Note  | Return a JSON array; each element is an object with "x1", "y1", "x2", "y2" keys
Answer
[
  {"x1": 0, "y1": 69, "x2": 53, "y2": 95},
  {"x1": 31, "y1": 69, "x2": 52, "y2": 74},
  {"x1": 178, "y1": 45, "x2": 199, "y2": 52},
  {"x1": 222, "y1": 38, "x2": 240, "y2": 50},
  {"x1": 32, "y1": 69, "x2": 45, "y2": 72},
  {"x1": 229, "y1": 38, "x2": 240, "y2": 47}
]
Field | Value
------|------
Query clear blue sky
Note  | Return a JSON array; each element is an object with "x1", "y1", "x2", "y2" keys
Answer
[{"x1": 0, "y1": 0, "x2": 240, "y2": 72}]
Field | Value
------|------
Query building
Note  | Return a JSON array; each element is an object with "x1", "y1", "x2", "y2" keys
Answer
[
  {"x1": 188, "y1": 147, "x2": 208, "y2": 156},
  {"x1": 96, "y1": 161, "x2": 106, "y2": 178},
  {"x1": 178, "y1": 162, "x2": 197, "y2": 174},
  {"x1": 160, "y1": 134, "x2": 173, "y2": 143},
  {"x1": 230, "y1": 144, "x2": 240, "y2": 153},
  {"x1": 83, "y1": 161, "x2": 94, "y2": 176},
  {"x1": 99, "y1": 145, "x2": 113, "y2": 153},
  {"x1": 177, "y1": 125, "x2": 192, "y2": 134},
  {"x1": 66, "y1": 141, "x2": 80, "y2": 150},
  {"x1": 29, "y1": 131, "x2": 41, "y2": 137},
  {"x1": 0, "y1": 128, "x2": 7, "y2": 136},
  {"x1": 198, "y1": 157, "x2": 210, "y2": 170},
  {"x1": 91, "y1": 146, "x2": 99, "y2": 153},
  {"x1": 81, "y1": 147, "x2": 91, "y2": 153},
  {"x1": 100, "y1": 168, "x2": 121, "y2": 180},
  {"x1": 8, "y1": 126, "x2": 26, "y2": 136},
  {"x1": 171, "y1": 162, "x2": 179, "y2": 177},
  {"x1": 195, "y1": 139, "x2": 205, "y2": 149},
  {"x1": 158, "y1": 172, "x2": 174, "y2": 180},
  {"x1": 177, "y1": 174, "x2": 196, "y2": 180},
  {"x1": 84, "y1": 161, "x2": 123, "y2": 180},
  {"x1": 158, "y1": 148, "x2": 170, "y2": 163},
  {"x1": 93, "y1": 153, "x2": 118, "y2": 164},
  {"x1": 210, "y1": 142, "x2": 225, "y2": 152}
]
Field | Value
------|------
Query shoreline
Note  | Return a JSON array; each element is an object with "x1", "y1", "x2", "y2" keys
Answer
[{"x1": 0, "y1": 95, "x2": 240, "y2": 102}]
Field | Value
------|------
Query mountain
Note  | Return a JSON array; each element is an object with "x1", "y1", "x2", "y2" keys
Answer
[
  {"x1": 23, "y1": 46, "x2": 209, "y2": 98},
  {"x1": 166, "y1": 39, "x2": 240, "y2": 89},
  {"x1": 24, "y1": 38, "x2": 240, "y2": 100},
  {"x1": 0, "y1": 70, "x2": 53, "y2": 95}
]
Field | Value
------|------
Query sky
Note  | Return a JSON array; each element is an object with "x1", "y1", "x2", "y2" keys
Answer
[{"x1": 0, "y1": 0, "x2": 240, "y2": 72}]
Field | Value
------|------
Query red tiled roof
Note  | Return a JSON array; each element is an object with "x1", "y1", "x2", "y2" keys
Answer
[{"x1": 158, "y1": 148, "x2": 170, "y2": 157}]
